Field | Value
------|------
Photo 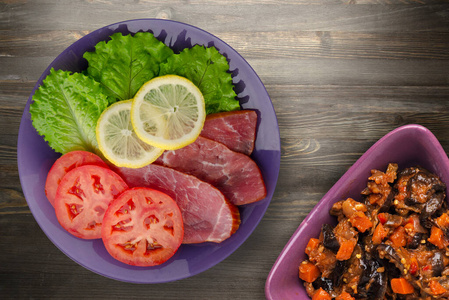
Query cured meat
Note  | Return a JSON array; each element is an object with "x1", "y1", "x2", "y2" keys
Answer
[
  {"x1": 200, "y1": 110, "x2": 257, "y2": 155},
  {"x1": 155, "y1": 136, "x2": 267, "y2": 206},
  {"x1": 114, "y1": 164, "x2": 240, "y2": 244}
]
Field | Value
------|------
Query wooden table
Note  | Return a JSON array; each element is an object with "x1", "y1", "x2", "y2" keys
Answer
[{"x1": 1, "y1": 1, "x2": 449, "y2": 299}]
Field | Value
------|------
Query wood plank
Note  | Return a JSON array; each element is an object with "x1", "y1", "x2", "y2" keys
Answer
[
  {"x1": 1, "y1": 2, "x2": 449, "y2": 33},
  {"x1": 252, "y1": 58, "x2": 449, "y2": 86},
  {"x1": 2, "y1": 55, "x2": 449, "y2": 86},
  {"x1": 2, "y1": 30, "x2": 449, "y2": 60}
]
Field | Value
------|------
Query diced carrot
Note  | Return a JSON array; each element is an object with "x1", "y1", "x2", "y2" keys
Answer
[
  {"x1": 377, "y1": 213, "x2": 387, "y2": 225},
  {"x1": 436, "y1": 213, "x2": 449, "y2": 228},
  {"x1": 389, "y1": 226, "x2": 407, "y2": 248},
  {"x1": 305, "y1": 238, "x2": 320, "y2": 256},
  {"x1": 391, "y1": 278, "x2": 415, "y2": 294},
  {"x1": 336, "y1": 240, "x2": 355, "y2": 261},
  {"x1": 428, "y1": 226, "x2": 447, "y2": 249},
  {"x1": 335, "y1": 291, "x2": 355, "y2": 300},
  {"x1": 299, "y1": 261, "x2": 321, "y2": 283},
  {"x1": 368, "y1": 193, "x2": 382, "y2": 205},
  {"x1": 372, "y1": 222, "x2": 388, "y2": 245},
  {"x1": 429, "y1": 280, "x2": 447, "y2": 295},
  {"x1": 312, "y1": 288, "x2": 332, "y2": 300},
  {"x1": 349, "y1": 212, "x2": 373, "y2": 233}
]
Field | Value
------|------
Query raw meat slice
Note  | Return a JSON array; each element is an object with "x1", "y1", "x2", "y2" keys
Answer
[
  {"x1": 155, "y1": 136, "x2": 267, "y2": 206},
  {"x1": 200, "y1": 110, "x2": 257, "y2": 155},
  {"x1": 114, "y1": 164, "x2": 240, "y2": 244}
]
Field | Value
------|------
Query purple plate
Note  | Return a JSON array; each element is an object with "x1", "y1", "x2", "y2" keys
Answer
[
  {"x1": 265, "y1": 124, "x2": 449, "y2": 299},
  {"x1": 17, "y1": 19, "x2": 280, "y2": 284}
]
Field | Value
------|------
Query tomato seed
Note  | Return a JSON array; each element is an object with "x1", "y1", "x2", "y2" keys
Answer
[
  {"x1": 144, "y1": 215, "x2": 159, "y2": 229},
  {"x1": 115, "y1": 200, "x2": 135, "y2": 216},
  {"x1": 66, "y1": 203, "x2": 83, "y2": 220},
  {"x1": 145, "y1": 196, "x2": 154, "y2": 205},
  {"x1": 68, "y1": 177, "x2": 85, "y2": 200},
  {"x1": 91, "y1": 175, "x2": 105, "y2": 194},
  {"x1": 146, "y1": 240, "x2": 163, "y2": 252},
  {"x1": 112, "y1": 218, "x2": 133, "y2": 232}
]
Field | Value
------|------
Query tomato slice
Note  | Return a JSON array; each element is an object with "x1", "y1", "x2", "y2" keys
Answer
[
  {"x1": 54, "y1": 165, "x2": 128, "y2": 239},
  {"x1": 101, "y1": 187, "x2": 184, "y2": 267},
  {"x1": 45, "y1": 151, "x2": 108, "y2": 207}
]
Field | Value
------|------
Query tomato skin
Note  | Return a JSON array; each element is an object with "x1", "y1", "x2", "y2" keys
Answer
[
  {"x1": 54, "y1": 165, "x2": 128, "y2": 239},
  {"x1": 45, "y1": 151, "x2": 108, "y2": 207},
  {"x1": 101, "y1": 187, "x2": 184, "y2": 267}
]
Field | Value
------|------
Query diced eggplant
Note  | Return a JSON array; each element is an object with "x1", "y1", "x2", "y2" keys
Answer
[
  {"x1": 397, "y1": 167, "x2": 416, "y2": 179},
  {"x1": 356, "y1": 260, "x2": 369, "y2": 296},
  {"x1": 433, "y1": 183, "x2": 447, "y2": 194},
  {"x1": 379, "y1": 189, "x2": 395, "y2": 213},
  {"x1": 312, "y1": 276, "x2": 334, "y2": 294},
  {"x1": 331, "y1": 260, "x2": 347, "y2": 287},
  {"x1": 399, "y1": 167, "x2": 446, "y2": 208},
  {"x1": 408, "y1": 232, "x2": 426, "y2": 249},
  {"x1": 420, "y1": 192, "x2": 446, "y2": 229},
  {"x1": 431, "y1": 251, "x2": 444, "y2": 276},
  {"x1": 377, "y1": 244, "x2": 405, "y2": 273},
  {"x1": 408, "y1": 169, "x2": 445, "y2": 200},
  {"x1": 383, "y1": 213, "x2": 404, "y2": 228},
  {"x1": 357, "y1": 256, "x2": 387, "y2": 300},
  {"x1": 321, "y1": 224, "x2": 340, "y2": 253}
]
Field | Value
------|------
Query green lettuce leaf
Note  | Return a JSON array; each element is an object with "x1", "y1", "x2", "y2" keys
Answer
[
  {"x1": 83, "y1": 32, "x2": 174, "y2": 102},
  {"x1": 30, "y1": 68, "x2": 110, "y2": 154},
  {"x1": 159, "y1": 45, "x2": 240, "y2": 114}
]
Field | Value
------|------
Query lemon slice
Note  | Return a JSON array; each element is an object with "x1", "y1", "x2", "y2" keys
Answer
[
  {"x1": 96, "y1": 100, "x2": 164, "y2": 168},
  {"x1": 131, "y1": 75, "x2": 206, "y2": 150}
]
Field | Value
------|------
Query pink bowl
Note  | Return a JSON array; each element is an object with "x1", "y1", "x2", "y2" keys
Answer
[{"x1": 265, "y1": 124, "x2": 449, "y2": 300}]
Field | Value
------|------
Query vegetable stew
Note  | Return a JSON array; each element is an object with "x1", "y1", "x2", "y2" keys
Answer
[{"x1": 300, "y1": 163, "x2": 449, "y2": 299}]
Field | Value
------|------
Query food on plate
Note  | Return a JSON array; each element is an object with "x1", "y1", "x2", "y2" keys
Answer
[
  {"x1": 131, "y1": 75, "x2": 206, "y2": 150},
  {"x1": 30, "y1": 33, "x2": 239, "y2": 156},
  {"x1": 101, "y1": 187, "x2": 184, "y2": 267},
  {"x1": 114, "y1": 164, "x2": 240, "y2": 244},
  {"x1": 155, "y1": 136, "x2": 266, "y2": 205},
  {"x1": 159, "y1": 44, "x2": 240, "y2": 114},
  {"x1": 96, "y1": 100, "x2": 164, "y2": 168},
  {"x1": 200, "y1": 110, "x2": 258, "y2": 155},
  {"x1": 31, "y1": 30, "x2": 265, "y2": 267},
  {"x1": 29, "y1": 68, "x2": 111, "y2": 155},
  {"x1": 84, "y1": 33, "x2": 239, "y2": 114},
  {"x1": 83, "y1": 32, "x2": 174, "y2": 102},
  {"x1": 299, "y1": 163, "x2": 449, "y2": 299},
  {"x1": 54, "y1": 165, "x2": 129, "y2": 239},
  {"x1": 45, "y1": 150, "x2": 109, "y2": 207}
]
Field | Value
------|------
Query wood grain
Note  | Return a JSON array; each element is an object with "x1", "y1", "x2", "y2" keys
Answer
[{"x1": 1, "y1": 1, "x2": 449, "y2": 299}]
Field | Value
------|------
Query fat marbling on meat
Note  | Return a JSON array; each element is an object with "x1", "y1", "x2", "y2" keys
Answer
[
  {"x1": 114, "y1": 164, "x2": 240, "y2": 244},
  {"x1": 200, "y1": 110, "x2": 257, "y2": 155},
  {"x1": 155, "y1": 136, "x2": 266, "y2": 206}
]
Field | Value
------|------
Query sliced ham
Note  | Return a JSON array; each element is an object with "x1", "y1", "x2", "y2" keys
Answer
[
  {"x1": 114, "y1": 164, "x2": 240, "y2": 244},
  {"x1": 155, "y1": 136, "x2": 267, "y2": 206},
  {"x1": 200, "y1": 110, "x2": 257, "y2": 155}
]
